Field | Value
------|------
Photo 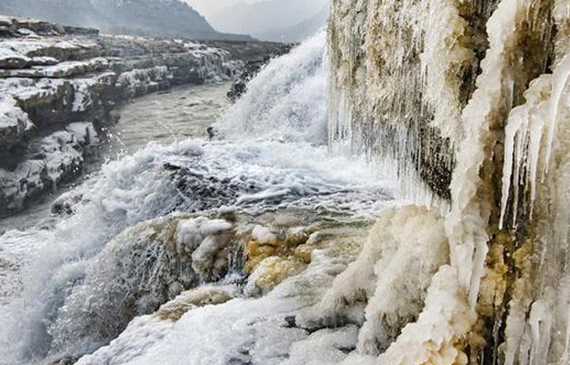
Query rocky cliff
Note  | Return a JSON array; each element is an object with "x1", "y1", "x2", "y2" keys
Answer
[{"x1": 0, "y1": 16, "x2": 290, "y2": 218}]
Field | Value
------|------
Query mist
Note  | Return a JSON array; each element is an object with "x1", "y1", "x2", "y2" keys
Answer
[
  {"x1": 200, "y1": 0, "x2": 329, "y2": 42},
  {"x1": 185, "y1": 0, "x2": 265, "y2": 18}
]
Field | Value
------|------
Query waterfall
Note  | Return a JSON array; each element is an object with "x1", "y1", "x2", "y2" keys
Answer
[
  {"x1": 2, "y1": 0, "x2": 570, "y2": 363},
  {"x1": 0, "y1": 30, "x2": 392, "y2": 365},
  {"x1": 215, "y1": 30, "x2": 328, "y2": 144}
]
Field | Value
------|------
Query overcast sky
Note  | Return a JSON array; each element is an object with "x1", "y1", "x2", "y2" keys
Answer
[{"x1": 186, "y1": 0, "x2": 265, "y2": 18}]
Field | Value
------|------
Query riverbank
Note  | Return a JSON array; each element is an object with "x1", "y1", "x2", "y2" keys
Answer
[
  {"x1": 0, "y1": 82, "x2": 231, "y2": 234},
  {"x1": 0, "y1": 15, "x2": 290, "y2": 218}
]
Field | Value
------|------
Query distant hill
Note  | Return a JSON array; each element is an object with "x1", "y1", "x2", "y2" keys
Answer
[
  {"x1": 0, "y1": 0, "x2": 252, "y2": 40},
  {"x1": 258, "y1": 4, "x2": 329, "y2": 42},
  {"x1": 209, "y1": 0, "x2": 328, "y2": 41}
]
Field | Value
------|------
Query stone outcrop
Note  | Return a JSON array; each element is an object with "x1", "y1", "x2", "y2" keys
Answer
[{"x1": 0, "y1": 16, "x2": 291, "y2": 218}]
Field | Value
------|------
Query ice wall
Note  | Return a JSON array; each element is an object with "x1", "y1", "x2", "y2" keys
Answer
[{"x1": 327, "y1": 0, "x2": 570, "y2": 363}]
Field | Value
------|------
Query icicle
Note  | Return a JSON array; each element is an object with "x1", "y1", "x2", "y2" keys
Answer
[
  {"x1": 446, "y1": 0, "x2": 530, "y2": 307},
  {"x1": 500, "y1": 106, "x2": 529, "y2": 229},
  {"x1": 545, "y1": 54, "x2": 570, "y2": 172},
  {"x1": 499, "y1": 76, "x2": 552, "y2": 229},
  {"x1": 529, "y1": 295, "x2": 554, "y2": 365}
]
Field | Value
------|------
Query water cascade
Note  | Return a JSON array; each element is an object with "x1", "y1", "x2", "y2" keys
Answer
[
  {"x1": 1, "y1": 0, "x2": 570, "y2": 363},
  {"x1": 0, "y1": 30, "x2": 391, "y2": 364}
]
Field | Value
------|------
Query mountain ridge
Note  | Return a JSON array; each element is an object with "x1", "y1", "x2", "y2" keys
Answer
[
  {"x1": 257, "y1": 4, "x2": 329, "y2": 42},
  {"x1": 209, "y1": 0, "x2": 328, "y2": 41},
  {"x1": 0, "y1": 0, "x2": 252, "y2": 40}
]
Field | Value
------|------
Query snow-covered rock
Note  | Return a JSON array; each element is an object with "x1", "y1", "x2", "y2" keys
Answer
[
  {"x1": 0, "y1": 123, "x2": 96, "y2": 216},
  {"x1": 0, "y1": 95, "x2": 33, "y2": 149},
  {"x1": 0, "y1": 46, "x2": 31, "y2": 69}
]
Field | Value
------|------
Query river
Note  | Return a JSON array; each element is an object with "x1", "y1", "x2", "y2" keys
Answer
[{"x1": 0, "y1": 83, "x2": 230, "y2": 234}]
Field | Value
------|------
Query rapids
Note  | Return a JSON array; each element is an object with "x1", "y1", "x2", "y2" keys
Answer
[
  {"x1": 0, "y1": 31, "x2": 395, "y2": 364},
  {"x1": 0, "y1": 83, "x2": 231, "y2": 234}
]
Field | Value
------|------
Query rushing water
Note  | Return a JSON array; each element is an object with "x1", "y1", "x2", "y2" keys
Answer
[
  {"x1": 0, "y1": 83, "x2": 230, "y2": 234},
  {"x1": 0, "y1": 31, "x2": 396, "y2": 365}
]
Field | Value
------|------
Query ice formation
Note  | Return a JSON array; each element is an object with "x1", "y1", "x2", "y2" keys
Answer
[
  {"x1": 2, "y1": 0, "x2": 570, "y2": 363},
  {"x1": 325, "y1": 0, "x2": 570, "y2": 363},
  {"x1": 300, "y1": 205, "x2": 450, "y2": 355}
]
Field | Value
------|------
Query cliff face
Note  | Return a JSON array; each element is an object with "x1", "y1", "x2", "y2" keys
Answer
[
  {"x1": 327, "y1": 0, "x2": 570, "y2": 363},
  {"x1": 0, "y1": 16, "x2": 290, "y2": 218}
]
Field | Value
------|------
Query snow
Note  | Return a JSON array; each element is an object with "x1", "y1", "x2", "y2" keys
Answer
[
  {"x1": 0, "y1": 122, "x2": 98, "y2": 218},
  {"x1": 37, "y1": 130, "x2": 84, "y2": 184},
  {"x1": 0, "y1": 39, "x2": 66, "y2": 57},
  {"x1": 0, "y1": 45, "x2": 31, "y2": 68},
  {"x1": 43, "y1": 58, "x2": 108, "y2": 78},
  {"x1": 4, "y1": 77, "x2": 66, "y2": 102},
  {"x1": 72, "y1": 78, "x2": 98, "y2": 112},
  {"x1": 0, "y1": 95, "x2": 32, "y2": 130},
  {"x1": 17, "y1": 28, "x2": 38, "y2": 37},
  {"x1": 251, "y1": 225, "x2": 278, "y2": 245},
  {"x1": 176, "y1": 217, "x2": 234, "y2": 279},
  {"x1": 31, "y1": 56, "x2": 59, "y2": 66},
  {"x1": 66, "y1": 122, "x2": 98, "y2": 145}
]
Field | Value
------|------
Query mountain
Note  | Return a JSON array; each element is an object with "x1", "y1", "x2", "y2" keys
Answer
[
  {"x1": 257, "y1": 4, "x2": 329, "y2": 42},
  {"x1": 0, "y1": 0, "x2": 252, "y2": 40},
  {"x1": 209, "y1": 0, "x2": 328, "y2": 41}
]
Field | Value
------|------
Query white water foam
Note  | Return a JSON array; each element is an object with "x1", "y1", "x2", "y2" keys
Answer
[{"x1": 0, "y1": 30, "x2": 393, "y2": 364}]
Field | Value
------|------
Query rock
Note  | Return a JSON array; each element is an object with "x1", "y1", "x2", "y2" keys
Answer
[
  {"x1": 62, "y1": 25, "x2": 99, "y2": 36},
  {"x1": 244, "y1": 223, "x2": 312, "y2": 274},
  {"x1": 0, "y1": 47, "x2": 31, "y2": 69},
  {"x1": 51, "y1": 191, "x2": 84, "y2": 215},
  {"x1": 154, "y1": 286, "x2": 234, "y2": 321},
  {"x1": 47, "y1": 356, "x2": 78, "y2": 365},
  {"x1": 45, "y1": 214, "x2": 238, "y2": 357},
  {"x1": 245, "y1": 256, "x2": 307, "y2": 297},
  {"x1": 0, "y1": 95, "x2": 33, "y2": 150},
  {"x1": 12, "y1": 17, "x2": 65, "y2": 37},
  {"x1": 42, "y1": 58, "x2": 109, "y2": 78},
  {"x1": 0, "y1": 124, "x2": 97, "y2": 217},
  {"x1": 293, "y1": 244, "x2": 314, "y2": 264},
  {"x1": 46, "y1": 214, "x2": 201, "y2": 357},
  {"x1": 228, "y1": 58, "x2": 267, "y2": 102},
  {"x1": 0, "y1": 15, "x2": 65, "y2": 38},
  {"x1": 31, "y1": 56, "x2": 59, "y2": 66}
]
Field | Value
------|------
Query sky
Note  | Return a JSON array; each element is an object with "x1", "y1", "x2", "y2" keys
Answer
[{"x1": 186, "y1": 0, "x2": 265, "y2": 18}]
